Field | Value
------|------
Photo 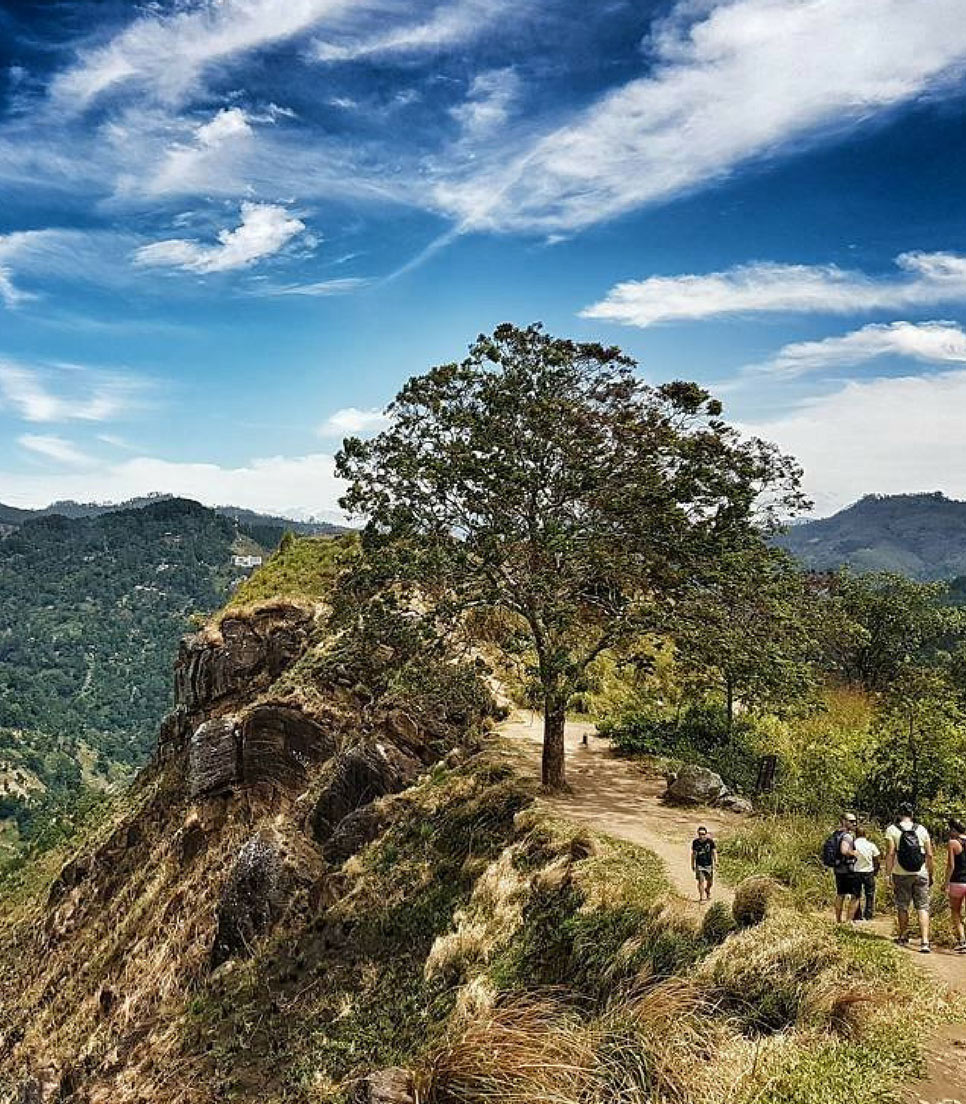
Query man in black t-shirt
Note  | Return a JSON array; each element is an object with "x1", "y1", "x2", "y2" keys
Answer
[{"x1": 691, "y1": 826, "x2": 717, "y2": 902}]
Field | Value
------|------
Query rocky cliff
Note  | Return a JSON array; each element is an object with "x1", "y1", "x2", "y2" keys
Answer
[{"x1": 0, "y1": 579, "x2": 501, "y2": 1103}]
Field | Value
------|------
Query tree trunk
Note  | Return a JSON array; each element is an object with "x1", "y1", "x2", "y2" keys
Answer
[
  {"x1": 542, "y1": 697, "x2": 567, "y2": 790},
  {"x1": 725, "y1": 676, "x2": 734, "y2": 733}
]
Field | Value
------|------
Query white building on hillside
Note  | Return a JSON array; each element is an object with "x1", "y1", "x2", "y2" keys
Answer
[{"x1": 231, "y1": 554, "x2": 263, "y2": 569}]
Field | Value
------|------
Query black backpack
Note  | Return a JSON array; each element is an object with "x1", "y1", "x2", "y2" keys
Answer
[
  {"x1": 896, "y1": 824, "x2": 925, "y2": 871},
  {"x1": 822, "y1": 829, "x2": 845, "y2": 869}
]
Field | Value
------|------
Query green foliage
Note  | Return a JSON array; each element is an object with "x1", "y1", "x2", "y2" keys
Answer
[
  {"x1": 823, "y1": 570, "x2": 961, "y2": 692},
  {"x1": 600, "y1": 703, "x2": 763, "y2": 793},
  {"x1": 228, "y1": 532, "x2": 353, "y2": 607}
]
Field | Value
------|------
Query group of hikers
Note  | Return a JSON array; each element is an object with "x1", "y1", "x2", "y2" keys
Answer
[
  {"x1": 689, "y1": 804, "x2": 966, "y2": 954},
  {"x1": 825, "y1": 804, "x2": 966, "y2": 954}
]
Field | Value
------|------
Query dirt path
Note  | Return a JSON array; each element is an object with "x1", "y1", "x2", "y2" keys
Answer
[
  {"x1": 500, "y1": 710, "x2": 738, "y2": 908},
  {"x1": 499, "y1": 710, "x2": 966, "y2": 1104}
]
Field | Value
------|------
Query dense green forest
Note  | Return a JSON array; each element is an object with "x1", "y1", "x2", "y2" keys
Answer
[{"x1": 0, "y1": 498, "x2": 285, "y2": 848}]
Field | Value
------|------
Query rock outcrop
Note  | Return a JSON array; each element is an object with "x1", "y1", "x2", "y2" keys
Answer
[
  {"x1": 168, "y1": 604, "x2": 314, "y2": 738},
  {"x1": 311, "y1": 742, "x2": 421, "y2": 847},
  {"x1": 211, "y1": 835, "x2": 288, "y2": 967}
]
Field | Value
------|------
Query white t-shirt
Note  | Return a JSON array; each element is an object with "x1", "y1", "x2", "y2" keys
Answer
[
  {"x1": 885, "y1": 820, "x2": 931, "y2": 876},
  {"x1": 852, "y1": 837, "x2": 880, "y2": 874}
]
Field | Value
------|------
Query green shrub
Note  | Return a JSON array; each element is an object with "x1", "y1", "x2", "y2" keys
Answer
[
  {"x1": 701, "y1": 900, "x2": 737, "y2": 945},
  {"x1": 732, "y1": 876, "x2": 776, "y2": 928}
]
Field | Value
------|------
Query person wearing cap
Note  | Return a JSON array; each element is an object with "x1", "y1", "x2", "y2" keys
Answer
[
  {"x1": 834, "y1": 812, "x2": 861, "y2": 923},
  {"x1": 885, "y1": 802, "x2": 934, "y2": 953}
]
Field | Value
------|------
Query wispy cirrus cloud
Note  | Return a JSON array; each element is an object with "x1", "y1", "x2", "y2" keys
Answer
[
  {"x1": 314, "y1": 0, "x2": 513, "y2": 62},
  {"x1": 254, "y1": 276, "x2": 371, "y2": 296},
  {"x1": 581, "y1": 252, "x2": 966, "y2": 328},
  {"x1": 0, "y1": 360, "x2": 148, "y2": 423},
  {"x1": 436, "y1": 0, "x2": 966, "y2": 233},
  {"x1": 51, "y1": 0, "x2": 359, "y2": 109},
  {"x1": 18, "y1": 434, "x2": 96, "y2": 466},
  {"x1": 134, "y1": 202, "x2": 306, "y2": 274},
  {"x1": 747, "y1": 321, "x2": 966, "y2": 379}
]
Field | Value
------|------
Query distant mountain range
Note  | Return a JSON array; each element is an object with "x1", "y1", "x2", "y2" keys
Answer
[
  {"x1": 0, "y1": 493, "x2": 349, "y2": 537},
  {"x1": 777, "y1": 492, "x2": 966, "y2": 580}
]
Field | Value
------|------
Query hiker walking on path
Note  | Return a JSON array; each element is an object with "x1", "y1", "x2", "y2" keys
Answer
[
  {"x1": 946, "y1": 817, "x2": 966, "y2": 954},
  {"x1": 885, "y1": 803, "x2": 934, "y2": 954},
  {"x1": 825, "y1": 812, "x2": 861, "y2": 923},
  {"x1": 853, "y1": 825, "x2": 881, "y2": 920},
  {"x1": 691, "y1": 826, "x2": 717, "y2": 902}
]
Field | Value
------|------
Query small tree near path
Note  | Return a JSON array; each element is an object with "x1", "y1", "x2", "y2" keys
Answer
[{"x1": 336, "y1": 323, "x2": 808, "y2": 789}]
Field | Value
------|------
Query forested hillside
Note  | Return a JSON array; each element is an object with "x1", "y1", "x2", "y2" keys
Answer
[
  {"x1": 0, "y1": 498, "x2": 284, "y2": 846},
  {"x1": 777, "y1": 492, "x2": 966, "y2": 579}
]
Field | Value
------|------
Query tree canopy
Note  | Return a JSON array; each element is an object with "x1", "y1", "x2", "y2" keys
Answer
[{"x1": 337, "y1": 323, "x2": 808, "y2": 787}]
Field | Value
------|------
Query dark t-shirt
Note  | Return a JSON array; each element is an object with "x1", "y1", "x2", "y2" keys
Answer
[{"x1": 692, "y1": 837, "x2": 716, "y2": 868}]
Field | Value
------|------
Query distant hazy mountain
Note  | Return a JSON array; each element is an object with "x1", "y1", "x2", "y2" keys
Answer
[
  {"x1": 777, "y1": 492, "x2": 966, "y2": 580},
  {"x1": 0, "y1": 493, "x2": 350, "y2": 536}
]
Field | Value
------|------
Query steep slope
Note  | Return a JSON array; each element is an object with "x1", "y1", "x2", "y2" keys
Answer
[
  {"x1": 0, "y1": 538, "x2": 952, "y2": 1104},
  {"x1": 777, "y1": 491, "x2": 966, "y2": 578},
  {"x1": 0, "y1": 499, "x2": 292, "y2": 841}
]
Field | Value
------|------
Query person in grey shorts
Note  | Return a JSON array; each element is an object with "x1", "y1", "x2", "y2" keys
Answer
[{"x1": 885, "y1": 802, "x2": 934, "y2": 953}]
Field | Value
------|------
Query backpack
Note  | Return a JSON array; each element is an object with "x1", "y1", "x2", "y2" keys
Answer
[
  {"x1": 822, "y1": 830, "x2": 845, "y2": 869},
  {"x1": 896, "y1": 824, "x2": 925, "y2": 871}
]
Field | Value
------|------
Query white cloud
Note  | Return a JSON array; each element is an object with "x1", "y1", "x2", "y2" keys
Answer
[
  {"x1": 745, "y1": 369, "x2": 966, "y2": 513},
  {"x1": 18, "y1": 434, "x2": 96, "y2": 467},
  {"x1": 0, "y1": 228, "x2": 140, "y2": 303},
  {"x1": 196, "y1": 107, "x2": 253, "y2": 147},
  {"x1": 52, "y1": 0, "x2": 359, "y2": 108},
  {"x1": 0, "y1": 361, "x2": 145, "y2": 422},
  {"x1": 315, "y1": 0, "x2": 511, "y2": 62},
  {"x1": 436, "y1": 0, "x2": 966, "y2": 233},
  {"x1": 0, "y1": 264, "x2": 30, "y2": 307},
  {"x1": 748, "y1": 321, "x2": 966, "y2": 378},
  {"x1": 450, "y1": 69, "x2": 520, "y2": 141},
  {"x1": 134, "y1": 202, "x2": 306, "y2": 273},
  {"x1": 318, "y1": 406, "x2": 390, "y2": 436},
  {"x1": 581, "y1": 251, "x2": 966, "y2": 328},
  {"x1": 255, "y1": 276, "x2": 371, "y2": 296},
  {"x1": 0, "y1": 451, "x2": 345, "y2": 519}
]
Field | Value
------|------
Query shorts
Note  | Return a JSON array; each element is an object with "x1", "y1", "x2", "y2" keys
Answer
[
  {"x1": 893, "y1": 873, "x2": 930, "y2": 912},
  {"x1": 948, "y1": 882, "x2": 966, "y2": 901},
  {"x1": 835, "y1": 871, "x2": 861, "y2": 898},
  {"x1": 695, "y1": 866, "x2": 714, "y2": 886}
]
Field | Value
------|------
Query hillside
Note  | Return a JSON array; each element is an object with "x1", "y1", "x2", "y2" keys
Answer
[
  {"x1": 776, "y1": 492, "x2": 966, "y2": 579},
  {"x1": 0, "y1": 536, "x2": 950, "y2": 1104},
  {"x1": 0, "y1": 498, "x2": 299, "y2": 848},
  {"x1": 0, "y1": 495, "x2": 349, "y2": 537}
]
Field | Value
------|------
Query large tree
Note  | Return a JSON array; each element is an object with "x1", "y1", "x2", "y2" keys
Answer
[{"x1": 336, "y1": 323, "x2": 807, "y2": 788}]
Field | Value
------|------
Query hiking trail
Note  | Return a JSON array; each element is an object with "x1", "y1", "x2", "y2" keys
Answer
[{"x1": 499, "y1": 709, "x2": 966, "y2": 1104}]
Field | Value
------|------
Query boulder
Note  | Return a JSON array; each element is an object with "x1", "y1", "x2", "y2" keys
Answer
[
  {"x1": 323, "y1": 802, "x2": 390, "y2": 865},
  {"x1": 188, "y1": 717, "x2": 240, "y2": 798},
  {"x1": 240, "y1": 704, "x2": 338, "y2": 789},
  {"x1": 355, "y1": 1068, "x2": 415, "y2": 1104},
  {"x1": 717, "y1": 793, "x2": 754, "y2": 815},
  {"x1": 211, "y1": 835, "x2": 287, "y2": 967},
  {"x1": 664, "y1": 764, "x2": 727, "y2": 806},
  {"x1": 311, "y1": 742, "x2": 421, "y2": 845}
]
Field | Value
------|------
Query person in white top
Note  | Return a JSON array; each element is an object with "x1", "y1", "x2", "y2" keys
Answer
[
  {"x1": 884, "y1": 802, "x2": 934, "y2": 953},
  {"x1": 852, "y1": 826, "x2": 881, "y2": 921}
]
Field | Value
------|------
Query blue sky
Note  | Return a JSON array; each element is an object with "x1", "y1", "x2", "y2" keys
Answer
[{"x1": 1, "y1": 0, "x2": 965, "y2": 518}]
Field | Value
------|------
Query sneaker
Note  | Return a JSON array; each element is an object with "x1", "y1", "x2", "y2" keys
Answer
[
  {"x1": 956, "y1": 943, "x2": 966, "y2": 955},
  {"x1": 919, "y1": 943, "x2": 931, "y2": 954},
  {"x1": 894, "y1": 935, "x2": 910, "y2": 946}
]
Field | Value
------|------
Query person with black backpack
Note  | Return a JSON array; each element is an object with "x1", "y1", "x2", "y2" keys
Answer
[
  {"x1": 885, "y1": 802, "x2": 934, "y2": 953},
  {"x1": 822, "y1": 812, "x2": 861, "y2": 923}
]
